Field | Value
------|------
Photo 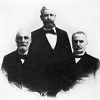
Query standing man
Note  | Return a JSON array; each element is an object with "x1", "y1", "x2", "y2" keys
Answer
[
  {"x1": 72, "y1": 31, "x2": 100, "y2": 77},
  {"x1": 29, "y1": 6, "x2": 73, "y2": 96},
  {"x1": 30, "y1": 6, "x2": 72, "y2": 64},
  {"x1": 1, "y1": 29, "x2": 32, "y2": 87}
]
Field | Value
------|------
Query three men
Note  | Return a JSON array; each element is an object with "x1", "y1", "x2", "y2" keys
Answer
[{"x1": 1, "y1": 6, "x2": 100, "y2": 97}]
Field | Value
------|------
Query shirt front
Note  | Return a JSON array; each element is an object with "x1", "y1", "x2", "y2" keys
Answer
[
  {"x1": 44, "y1": 27, "x2": 57, "y2": 49},
  {"x1": 73, "y1": 52, "x2": 85, "y2": 63},
  {"x1": 75, "y1": 58, "x2": 81, "y2": 63},
  {"x1": 18, "y1": 50, "x2": 28, "y2": 64}
]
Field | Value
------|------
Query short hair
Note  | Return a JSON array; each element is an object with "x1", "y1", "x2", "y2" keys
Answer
[
  {"x1": 40, "y1": 6, "x2": 56, "y2": 16},
  {"x1": 15, "y1": 29, "x2": 31, "y2": 42},
  {"x1": 40, "y1": 6, "x2": 48, "y2": 15},
  {"x1": 72, "y1": 31, "x2": 87, "y2": 41}
]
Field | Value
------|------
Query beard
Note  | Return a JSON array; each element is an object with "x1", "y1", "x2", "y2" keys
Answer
[
  {"x1": 18, "y1": 46, "x2": 27, "y2": 54},
  {"x1": 43, "y1": 20, "x2": 55, "y2": 29}
]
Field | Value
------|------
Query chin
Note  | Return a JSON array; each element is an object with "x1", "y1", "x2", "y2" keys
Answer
[
  {"x1": 46, "y1": 23, "x2": 55, "y2": 29},
  {"x1": 76, "y1": 51, "x2": 83, "y2": 54},
  {"x1": 19, "y1": 47, "x2": 27, "y2": 53}
]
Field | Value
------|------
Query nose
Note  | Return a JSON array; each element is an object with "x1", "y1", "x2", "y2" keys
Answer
[
  {"x1": 76, "y1": 41, "x2": 81, "y2": 46},
  {"x1": 21, "y1": 37, "x2": 25, "y2": 42},
  {"x1": 47, "y1": 15, "x2": 51, "y2": 19}
]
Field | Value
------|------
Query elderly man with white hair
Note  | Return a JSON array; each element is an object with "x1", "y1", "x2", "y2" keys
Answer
[{"x1": 1, "y1": 29, "x2": 33, "y2": 87}]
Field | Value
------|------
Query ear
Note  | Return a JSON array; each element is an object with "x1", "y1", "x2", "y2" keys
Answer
[
  {"x1": 40, "y1": 15, "x2": 43, "y2": 20},
  {"x1": 30, "y1": 38, "x2": 32, "y2": 43},
  {"x1": 15, "y1": 37, "x2": 17, "y2": 43},
  {"x1": 86, "y1": 41, "x2": 88, "y2": 45},
  {"x1": 54, "y1": 14, "x2": 56, "y2": 18}
]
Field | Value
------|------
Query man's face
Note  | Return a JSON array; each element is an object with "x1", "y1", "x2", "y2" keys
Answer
[
  {"x1": 16, "y1": 30, "x2": 31, "y2": 53},
  {"x1": 72, "y1": 34, "x2": 88, "y2": 54},
  {"x1": 41, "y1": 9, "x2": 56, "y2": 29}
]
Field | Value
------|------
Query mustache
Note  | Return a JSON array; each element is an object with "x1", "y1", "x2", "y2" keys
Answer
[
  {"x1": 45, "y1": 20, "x2": 54, "y2": 23},
  {"x1": 75, "y1": 46, "x2": 82, "y2": 49},
  {"x1": 18, "y1": 43, "x2": 26, "y2": 47}
]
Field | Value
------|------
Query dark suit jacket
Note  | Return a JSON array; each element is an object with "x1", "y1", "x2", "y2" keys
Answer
[
  {"x1": 30, "y1": 27, "x2": 72, "y2": 64},
  {"x1": 2, "y1": 49, "x2": 62, "y2": 96},
  {"x1": 73, "y1": 53, "x2": 100, "y2": 77},
  {"x1": 28, "y1": 27, "x2": 73, "y2": 96},
  {"x1": 1, "y1": 50, "x2": 36, "y2": 86}
]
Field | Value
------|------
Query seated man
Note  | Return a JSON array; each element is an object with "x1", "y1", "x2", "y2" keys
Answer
[
  {"x1": 72, "y1": 31, "x2": 100, "y2": 77},
  {"x1": 1, "y1": 29, "x2": 32, "y2": 87}
]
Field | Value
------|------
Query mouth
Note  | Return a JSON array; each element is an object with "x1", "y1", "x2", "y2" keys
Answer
[
  {"x1": 46, "y1": 20, "x2": 53, "y2": 23},
  {"x1": 75, "y1": 47, "x2": 82, "y2": 50},
  {"x1": 19, "y1": 44, "x2": 26, "y2": 47}
]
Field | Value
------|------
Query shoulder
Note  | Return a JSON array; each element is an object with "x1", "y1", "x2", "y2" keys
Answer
[
  {"x1": 2, "y1": 50, "x2": 18, "y2": 69},
  {"x1": 31, "y1": 28, "x2": 44, "y2": 40},
  {"x1": 3, "y1": 50, "x2": 18, "y2": 60},
  {"x1": 31, "y1": 27, "x2": 43, "y2": 35},
  {"x1": 55, "y1": 27, "x2": 67, "y2": 34},
  {"x1": 85, "y1": 53, "x2": 100, "y2": 63}
]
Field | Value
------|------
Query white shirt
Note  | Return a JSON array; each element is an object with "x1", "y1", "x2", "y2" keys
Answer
[
  {"x1": 75, "y1": 58, "x2": 81, "y2": 63},
  {"x1": 74, "y1": 52, "x2": 85, "y2": 63},
  {"x1": 44, "y1": 27, "x2": 57, "y2": 49},
  {"x1": 18, "y1": 50, "x2": 28, "y2": 64}
]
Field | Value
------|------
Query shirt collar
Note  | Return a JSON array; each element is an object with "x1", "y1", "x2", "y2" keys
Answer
[
  {"x1": 43, "y1": 27, "x2": 56, "y2": 33},
  {"x1": 73, "y1": 52, "x2": 86, "y2": 58},
  {"x1": 18, "y1": 50, "x2": 28, "y2": 55}
]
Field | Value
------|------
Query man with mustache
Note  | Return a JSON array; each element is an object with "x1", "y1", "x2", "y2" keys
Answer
[
  {"x1": 29, "y1": 6, "x2": 73, "y2": 96},
  {"x1": 72, "y1": 31, "x2": 100, "y2": 78},
  {"x1": 1, "y1": 29, "x2": 33, "y2": 87},
  {"x1": 30, "y1": 6, "x2": 72, "y2": 69}
]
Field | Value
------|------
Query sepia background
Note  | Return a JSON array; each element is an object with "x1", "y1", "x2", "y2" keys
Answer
[{"x1": 0, "y1": 0, "x2": 100, "y2": 100}]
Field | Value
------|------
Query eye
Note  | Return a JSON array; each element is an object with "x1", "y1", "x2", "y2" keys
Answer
[
  {"x1": 43, "y1": 14, "x2": 48, "y2": 17},
  {"x1": 79, "y1": 40, "x2": 84, "y2": 43},
  {"x1": 17, "y1": 36, "x2": 22, "y2": 40},
  {"x1": 73, "y1": 40, "x2": 78, "y2": 43},
  {"x1": 50, "y1": 14, "x2": 54, "y2": 16},
  {"x1": 24, "y1": 36, "x2": 29, "y2": 39}
]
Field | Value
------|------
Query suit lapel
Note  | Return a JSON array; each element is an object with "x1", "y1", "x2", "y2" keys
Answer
[
  {"x1": 41, "y1": 28, "x2": 57, "y2": 52},
  {"x1": 15, "y1": 51, "x2": 23, "y2": 65}
]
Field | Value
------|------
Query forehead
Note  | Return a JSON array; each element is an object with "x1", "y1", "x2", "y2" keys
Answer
[
  {"x1": 42, "y1": 9, "x2": 55, "y2": 15},
  {"x1": 73, "y1": 34, "x2": 86, "y2": 41},
  {"x1": 17, "y1": 30, "x2": 31, "y2": 38}
]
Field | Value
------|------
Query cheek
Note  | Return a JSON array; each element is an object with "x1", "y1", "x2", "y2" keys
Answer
[
  {"x1": 26, "y1": 42, "x2": 30, "y2": 47},
  {"x1": 52, "y1": 16, "x2": 56, "y2": 20},
  {"x1": 81, "y1": 44, "x2": 86, "y2": 48},
  {"x1": 73, "y1": 44, "x2": 78, "y2": 48},
  {"x1": 43, "y1": 17, "x2": 47, "y2": 21}
]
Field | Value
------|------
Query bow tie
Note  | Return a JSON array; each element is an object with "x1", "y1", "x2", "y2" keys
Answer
[
  {"x1": 19, "y1": 54, "x2": 27, "y2": 60},
  {"x1": 74, "y1": 55, "x2": 83, "y2": 58},
  {"x1": 44, "y1": 29, "x2": 56, "y2": 35}
]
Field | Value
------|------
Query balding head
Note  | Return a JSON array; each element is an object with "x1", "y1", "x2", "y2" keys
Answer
[{"x1": 16, "y1": 29, "x2": 32, "y2": 54}]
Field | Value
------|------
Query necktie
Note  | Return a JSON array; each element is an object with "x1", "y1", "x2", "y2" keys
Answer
[
  {"x1": 44, "y1": 29, "x2": 56, "y2": 35},
  {"x1": 74, "y1": 55, "x2": 83, "y2": 58},
  {"x1": 19, "y1": 54, "x2": 27, "y2": 60}
]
